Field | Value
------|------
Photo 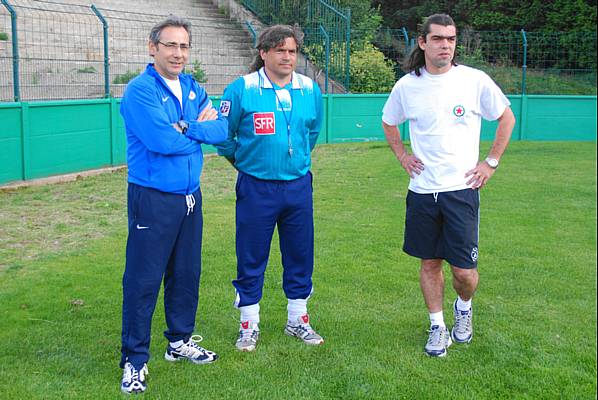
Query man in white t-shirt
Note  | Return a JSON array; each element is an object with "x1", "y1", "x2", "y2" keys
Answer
[{"x1": 382, "y1": 13, "x2": 515, "y2": 357}]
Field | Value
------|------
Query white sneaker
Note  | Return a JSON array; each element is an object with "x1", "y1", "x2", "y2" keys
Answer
[
  {"x1": 451, "y1": 300, "x2": 473, "y2": 343},
  {"x1": 236, "y1": 320, "x2": 260, "y2": 352},
  {"x1": 164, "y1": 335, "x2": 218, "y2": 364},
  {"x1": 284, "y1": 314, "x2": 324, "y2": 345},
  {"x1": 120, "y1": 362, "x2": 148, "y2": 394},
  {"x1": 424, "y1": 325, "x2": 452, "y2": 357}
]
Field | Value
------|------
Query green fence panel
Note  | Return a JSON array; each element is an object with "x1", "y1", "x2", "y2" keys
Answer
[
  {"x1": 327, "y1": 94, "x2": 386, "y2": 143},
  {"x1": 0, "y1": 95, "x2": 596, "y2": 186},
  {"x1": 0, "y1": 104, "x2": 23, "y2": 183},
  {"x1": 524, "y1": 96, "x2": 597, "y2": 141},
  {"x1": 25, "y1": 100, "x2": 112, "y2": 179}
]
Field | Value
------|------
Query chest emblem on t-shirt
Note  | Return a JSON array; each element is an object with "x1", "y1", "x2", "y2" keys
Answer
[
  {"x1": 253, "y1": 112, "x2": 276, "y2": 135},
  {"x1": 189, "y1": 90, "x2": 196, "y2": 100},
  {"x1": 453, "y1": 105, "x2": 466, "y2": 117}
]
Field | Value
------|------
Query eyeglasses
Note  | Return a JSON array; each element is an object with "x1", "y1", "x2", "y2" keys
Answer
[{"x1": 157, "y1": 41, "x2": 192, "y2": 51}]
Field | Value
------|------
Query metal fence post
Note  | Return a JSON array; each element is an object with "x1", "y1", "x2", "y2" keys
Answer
[
  {"x1": 91, "y1": 5, "x2": 110, "y2": 98},
  {"x1": 521, "y1": 29, "x2": 527, "y2": 96},
  {"x1": 319, "y1": 24, "x2": 329, "y2": 93},
  {"x1": 1, "y1": 0, "x2": 19, "y2": 102},
  {"x1": 245, "y1": 20, "x2": 257, "y2": 48},
  {"x1": 345, "y1": 7, "x2": 351, "y2": 91},
  {"x1": 401, "y1": 27, "x2": 409, "y2": 51}
]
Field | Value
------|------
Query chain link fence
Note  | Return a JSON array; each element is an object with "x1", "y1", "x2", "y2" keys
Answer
[
  {"x1": 1, "y1": 0, "x2": 596, "y2": 100},
  {"x1": 1, "y1": 0, "x2": 254, "y2": 101},
  {"x1": 352, "y1": 28, "x2": 597, "y2": 95}
]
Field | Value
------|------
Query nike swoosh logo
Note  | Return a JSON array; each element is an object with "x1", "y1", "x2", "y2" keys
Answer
[
  {"x1": 162, "y1": 96, "x2": 169, "y2": 102},
  {"x1": 136, "y1": 224, "x2": 149, "y2": 230}
]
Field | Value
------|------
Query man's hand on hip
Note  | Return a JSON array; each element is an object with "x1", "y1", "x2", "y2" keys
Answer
[
  {"x1": 465, "y1": 162, "x2": 496, "y2": 189},
  {"x1": 400, "y1": 153, "x2": 424, "y2": 178}
]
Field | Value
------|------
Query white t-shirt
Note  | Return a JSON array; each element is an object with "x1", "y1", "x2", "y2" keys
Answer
[
  {"x1": 163, "y1": 76, "x2": 183, "y2": 109},
  {"x1": 382, "y1": 65, "x2": 510, "y2": 194}
]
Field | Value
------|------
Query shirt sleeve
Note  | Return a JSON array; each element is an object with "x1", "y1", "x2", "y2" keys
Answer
[
  {"x1": 184, "y1": 85, "x2": 229, "y2": 145},
  {"x1": 479, "y1": 72, "x2": 510, "y2": 121},
  {"x1": 309, "y1": 82, "x2": 323, "y2": 150},
  {"x1": 381, "y1": 81, "x2": 406, "y2": 126},
  {"x1": 120, "y1": 80, "x2": 200, "y2": 156},
  {"x1": 213, "y1": 78, "x2": 243, "y2": 158}
]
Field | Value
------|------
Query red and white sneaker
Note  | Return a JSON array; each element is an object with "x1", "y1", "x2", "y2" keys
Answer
[{"x1": 284, "y1": 314, "x2": 324, "y2": 345}]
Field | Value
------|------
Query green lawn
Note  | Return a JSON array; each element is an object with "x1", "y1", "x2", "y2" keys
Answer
[{"x1": 0, "y1": 141, "x2": 596, "y2": 399}]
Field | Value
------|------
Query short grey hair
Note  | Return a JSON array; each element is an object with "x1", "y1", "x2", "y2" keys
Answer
[{"x1": 149, "y1": 15, "x2": 192, "y2": 45}]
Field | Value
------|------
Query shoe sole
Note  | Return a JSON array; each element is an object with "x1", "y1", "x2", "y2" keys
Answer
[
  {"x1": 424, "y1": 336, "x2": 452, "y2": 357},
  {"x1": 284, "y1": 329, "x2": 324, "y2": 345},
  {"x1": 235, "y1": 342, "x2": 257, "y2": 352},
  {"x1": 450, "y1": 328, "x2": 473, "y2": 344},
  {"x1": 164, "y1": 352, "x2": 218, "y2": 364}
]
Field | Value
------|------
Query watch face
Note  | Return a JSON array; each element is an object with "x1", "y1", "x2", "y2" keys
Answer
[{"x1": 486, "y1": 158, "x2": 498, "y2": 168}]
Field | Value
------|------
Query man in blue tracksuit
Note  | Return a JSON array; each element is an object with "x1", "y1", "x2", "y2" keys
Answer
[
  {"x1": 118, "y1": 16, "x2": 227, "y2": 394},
  {"x1": 214, "y1": 25, "x2": 324, "y2": 352}
]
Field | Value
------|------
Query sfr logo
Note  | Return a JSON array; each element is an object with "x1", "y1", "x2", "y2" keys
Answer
[{"x1": 253, "y1": 112, "x2": 276, "y2": 135}]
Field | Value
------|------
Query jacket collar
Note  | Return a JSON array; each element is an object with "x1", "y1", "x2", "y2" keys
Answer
[{"x1": 258, "y1": 67, "x2": 301, "y2": 89}]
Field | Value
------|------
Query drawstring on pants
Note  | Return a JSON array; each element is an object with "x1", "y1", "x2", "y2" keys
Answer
[
  {"x1": 433, "y1": 192, "x2": 439, "y2": 203},
  {"x1": 185, "y1": 194, "x2": 196, "y2": 215}
]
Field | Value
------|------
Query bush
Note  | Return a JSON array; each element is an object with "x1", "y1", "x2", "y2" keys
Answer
[
  {"x1": 0, "y1": 32, "x2": 8, "y2": 41},
  {"x1": 188, "y1": 60, "x2": 208, "y2": 83},
  {"x1": 349, "y1": 43, "x2": 396, "y2": 93},
  {"x1": 112, "y1": 70, "x2": 140, "y2": 84}
]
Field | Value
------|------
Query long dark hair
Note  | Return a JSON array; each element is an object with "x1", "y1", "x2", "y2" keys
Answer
[
  {"x1": 402, "y1": 14, "x2": 457, "y2": 76},
  {"x1": 249, "y1": 24, "x2": 304, "y2": 72}
]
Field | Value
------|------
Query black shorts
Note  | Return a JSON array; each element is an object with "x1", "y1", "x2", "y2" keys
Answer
[{"x1": 403, "y1": 189, "x2": 480, "y2": 269}]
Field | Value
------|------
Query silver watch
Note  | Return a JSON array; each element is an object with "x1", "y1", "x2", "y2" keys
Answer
[{"x1": 485, "y1": 157, "x2": 499, "y2": 169}]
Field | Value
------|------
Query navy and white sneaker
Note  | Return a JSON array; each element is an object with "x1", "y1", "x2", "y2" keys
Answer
[
  {"x1": 284, "y1": 314, "x2": 324, "y2": 345},
  {"x1": 424, "y1": 325, "x2": 452, "y2": 357},
  {"x1": 451, "y1": 300, "x2": 473, "y2": 343},
  {"x1": 164, "y1": 335, "x2": 218, "y2": 364},
  {"x1": 121, "y1": 362, "x2": 148, "y2": 394}
]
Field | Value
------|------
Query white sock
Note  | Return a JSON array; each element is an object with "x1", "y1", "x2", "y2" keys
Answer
[
  {"x1": 239, "y1": 303, "x2": 260, "y2": 324},
  {"x1": 429, "y1": 311, "x2": 445, "y2": 328},
  {"x1": 456, "y1": 296, "x2": 472, "y2": 311},
  {"x1": 170, "y1": 339, "x2": 185, "y2": 348},
  {"x1": 287, "y1": 298, "x2": 308, "y2": 322}
]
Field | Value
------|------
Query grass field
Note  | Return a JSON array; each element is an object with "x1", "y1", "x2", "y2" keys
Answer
[{"x1": 0, "y1": 141, "x2": 596, "y2": 399}]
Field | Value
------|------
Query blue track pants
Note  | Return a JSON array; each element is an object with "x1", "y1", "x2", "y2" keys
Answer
[
  {"x1": 233, "y1": 171, "x2": 314, "y2": 307},
  {"x1": 120, "y1": 183, "x2": 202, "y2": 370}
]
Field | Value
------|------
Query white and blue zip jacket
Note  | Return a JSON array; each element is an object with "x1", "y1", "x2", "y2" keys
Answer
[
  {"x1": 214, "y1": 68, "x2": 322, "y2": 180},
  {"x1": 121, "y1": 64, "x2": 228, "y2": 194}
]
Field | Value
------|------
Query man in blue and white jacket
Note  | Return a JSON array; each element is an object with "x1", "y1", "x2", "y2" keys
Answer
[
  {"x1": 215, "y1": 25, "x2": 324, "y2": 353},
  {"x1": 118, "y1": 15, "x2": 227, "y2": 394}
]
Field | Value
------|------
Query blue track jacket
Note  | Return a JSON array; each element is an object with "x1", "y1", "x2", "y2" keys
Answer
[{"x1": 121, "y1": 64, "x2": 227, "y2": 194}]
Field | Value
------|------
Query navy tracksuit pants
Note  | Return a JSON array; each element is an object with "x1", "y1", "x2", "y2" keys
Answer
[
  {"x1": 120, "y1": 183, "x2": 202, "y2": 370},
  {"x1": 233, "y1": 171, "x2": 314, "y2": 307}
]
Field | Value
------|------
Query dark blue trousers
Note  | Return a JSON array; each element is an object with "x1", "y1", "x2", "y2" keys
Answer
[
  {"x1": 120, "y1": 183, "x2": 203, "y2": 370},
  {"x1": 234, "y1": 171, "x2": 314, "y2": 307}
]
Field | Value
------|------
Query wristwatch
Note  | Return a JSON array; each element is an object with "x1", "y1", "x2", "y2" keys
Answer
[
  {"x1": 176, "y1": 120, "x2": 189, "y2": 134},
  {"x1": 485, "y1": 157, "x2": 499, "y2": 169}
]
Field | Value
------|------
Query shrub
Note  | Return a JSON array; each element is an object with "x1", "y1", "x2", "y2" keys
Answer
[
  {"x1": 0, "y1": 32, "x2": 8, "y2": 41},
  {"x1": 112, "y1": 70, "x2": 140, "y2": 84},
  {"x1": 77, "y1": 66, "x2": 97, "y2": 73},
  {"x1": 349, "y1": 42, "x2": 396, "y2": 93},
  {"x1": 189, "y1": 60, "x2": 208, "y2": 83}
]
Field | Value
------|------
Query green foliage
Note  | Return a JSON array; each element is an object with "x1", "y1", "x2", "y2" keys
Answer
[
  {"x1": 188, "y1": 60, "x2": 208, "y2": 83},
  {"x1": 349, "y1": 43, "x2": 396, "y2": 93},
  {"x1": 112, "y1": 69, "x2": 140, "y2": 84},
  {"x1": 373, "y1": 0, "x2": 597, "y2": 32},
  {"x1": 76, "y1": 66, "x2": 97, "y2": 74},
  {"x1": 0, "y1": 142, "x2": 596, "y2": 399},
  {"x1": 0, "y1": 32, "x2": 8, "y2": 41}
]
